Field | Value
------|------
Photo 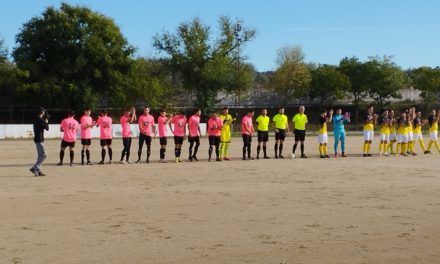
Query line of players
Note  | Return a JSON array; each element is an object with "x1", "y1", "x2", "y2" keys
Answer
[{"x1": 56, "y1": 105, "x2": 440, "y2": 166}]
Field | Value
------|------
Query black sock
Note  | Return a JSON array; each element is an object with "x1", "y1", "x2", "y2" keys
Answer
[
  {"x1": 209, "y1": 146, "x2": 213, "y2": 159},
  {"x1": 300, "y1": 144, "x2": 304, "y2": 156},
  {"x1": 247, "y1": 144, "x2": 251, "y2": 158},
  {"x1": 147, "y1": 146, "x2": 151, "y2": 162},
  {"x1": 243, "y1": 146, "x2": 246, "y2": 158},
  {"x1": 59, "y1": 150, "x2": 64, "y2": 163},
  {"x1": 175, "y1": 148, "x2": 178, "y2": 157},
  {"x1": 279, "y1": 143, "x2": 283, "y2": 156},
  {"x1": 126, "y1": 151, "x2": 130, "y2": 161},
  {"x1": 108, "y1": 148, "x2": 112, "y2": 161},
  {"x1": 69, "y1": 150, "x2": 74, "y2": 164},
  {"x1": 293, "y1": 143, "x2": 298, "y2": 154},
  {"x1": 160, "y1": 148, "x2": 165, "y2": 159},
  {"x1": 101, "y1": 149, "x2": 106, "y2": 162},
  {"x1": 189, "y1": 142, "x2": 194, "y2": 158},
  {"x1": 274, "y1": 144, "x2": 278, "y2": 157},
  {"x1": 194, "y1": 143, "x2": 199, "y2": 157},
  {"x1": 138, "y1": 149, "x2": 142, "y2": 160},
  {"x1": 257, "y1": 145, "x2": 261, "y2": 157},
  {"x1": 215, "y1": 146, "x2": 219, "y2": 159},
  {"x1": 81, "y1": 150, "x2": 85, "y2": 164},
  {"x1": 120, "y1": 150, "x2": 125, "y2": 161},
  {"x1": 86, "y1": 149, "x2": 90, "y2": 162},
  {"x1": 263, "y1": 145, "x2": 267, "y2": 156}
]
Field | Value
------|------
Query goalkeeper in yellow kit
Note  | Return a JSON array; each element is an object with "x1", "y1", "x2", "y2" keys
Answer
[{"x1": 219, "y1": 107, "x2": 235, "y2": 160}]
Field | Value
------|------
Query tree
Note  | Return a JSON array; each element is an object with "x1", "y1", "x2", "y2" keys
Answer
[
  {"x1": 309, "y1": 64, "x2": 351, "y2": 107},
  {"x1": 270, "y1": 45, "x2": 311, "y2": 106},
  {"x1": 409, "y1": 66, "x2": 440, "y2": 107},
  {"x1": 13, "y1": 3, "x2": 135, "y2": 110},
  {"x1": 338, "y1": 57, "x2": 369, "y2": 122},
  {"x1": 0, "y1": 38, "x2": 7, "y2": 63},
  {"x1": 365, "y1": 56, "x2": 408, "y2": 109},
  {"x1": 153, "y1": 16, "x2": 256, "y2": 115}
]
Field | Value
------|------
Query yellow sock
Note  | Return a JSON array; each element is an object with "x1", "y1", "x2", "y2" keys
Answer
[
  {"x1": 418, "y1": 139, "x2": 426, "y2": 152},
  {"x1": 319, "y1": 145, "x2": 323, "y2": 155},
  {"x1": 427, "y1": 141, "x2": 433, "y2": 151},
  {"x1": 379, "y1": 143, "x2": 383, "y2": 153},
  {"x1": 434, "y1": 141, "x2": 440, "y2": 152},
  {"x1": 224, "y1": 142, "x2": 230, "y2": 157},
  {"x1": 384, "y1": 142, "x2": 389, "y2": 153},
  {"x1": 402, "y1": 143, "x2": 407, "y2": 154},
  {"x1": 323, "y1": 145, "x2": 328, "y2": 155},
  {"x1": 366, "y1": 143, "x2": 371, "y2": 153},
  {"x1": 363, "y1": 143, "x2": 367, "y2": 153},
  {"x1": 389, "y1": 142, "x2": 395, "y2": 153},
  {"x1": 396, "y1": 143, "x2": 401, "y2": 155},
  {"x1": 408, "y1": 141, "x2": 414, "y2": 153}
]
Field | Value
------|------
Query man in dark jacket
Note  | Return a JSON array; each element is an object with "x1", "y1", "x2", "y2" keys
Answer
[{"x1": 30, "y1": 107, "x2": 49, "y2": 176}]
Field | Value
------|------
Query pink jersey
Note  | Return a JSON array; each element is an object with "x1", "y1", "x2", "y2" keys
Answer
[
  {"x1": 207, "y1": 117, "x2": 223, "y2": 136},
  {"x1": 188, "y1": 115, "x2": 200, "y2": 137},
  {"x1": 120, "y1": 115, "x2": 132, "y2": 138},
  {"x1": 97, "y1": 115, "x2": 112, "y2": 139},
  {"x1": 80, "y1": 115, "x2": 93, "y2": 139},
  {"x1": 241, "y1": 115, "x2": 254, "y2": 135},
  {"x1": 157, "y1": 116, "x2": 169, "y2": 137},
  {"x1": 138, "y1": 114, "x2": 155, "y2": 136},
  {"x1": 171, "y1": 115, "x2": 187, "y2": 137},
  {"x1": 61, "y1": 117, "x2": 79, "y2": 142}
]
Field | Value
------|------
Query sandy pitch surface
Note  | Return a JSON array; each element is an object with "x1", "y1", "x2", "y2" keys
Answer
[{"x1": 1, "y1": 136, "x2": 440, "y2": 264}]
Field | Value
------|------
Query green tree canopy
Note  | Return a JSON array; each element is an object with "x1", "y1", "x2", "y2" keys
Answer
[
  {"x1": 153, "y1": 16, "x2": 256, "y2": 115},
  {"x1": 309, "y1": 64, "x2": 351, "y2": 107},
  {"x1": 270, "y1": 45, "x2": 311, "y2": 106},
  {"x1": 409, "y1": 66, "x2": 440, "y2": 106},
  {"x1": 13, "y1": 3, "x2": 135, "y2": 110}
]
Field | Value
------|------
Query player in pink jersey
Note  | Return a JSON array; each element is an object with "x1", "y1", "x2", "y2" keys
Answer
[
  {"x1": 80, "y1": 108, "x2": 95, "y2": 165},
  {"x1": 157, "y1": 109, "x2": 172, "y2": 163},
  {"x1": 170, "y1": 111, "x2": 187, "y2": 163},
  {"x1": 207, "y1": 112, "x2": 223, "y2": 162},
  {"x1": 119, "y1": 107, "x2": 137, "y2": 164},
  {"x1": 136, "y1": 107, "x2": 156, "y2": 163},
  {"x1": 57, "y1": 110, "x2": 79, "y2": 166},
  {"x1": 188, "y1": 108, "x2": 202, "y2": 161},
  {"x1": 96, "y1": 109, "x2": 113, "y2": 164},
  {"x1": 241, "y1": 109, "x2": 255, "y2": 160}
]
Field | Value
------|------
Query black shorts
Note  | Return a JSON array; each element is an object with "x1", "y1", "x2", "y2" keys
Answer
[
  {"x1": 159, "y1": 137, "x2": 167, "y2": 146},
  {"x1": 294, "y1": 129, "x2": 306, "y2": 142},
  {"x1": 242, "y1": 134, "x2": 252, "y2": 145},
  {"x1": 81, "y1": 139, "x2": 91, "y2": 146},
  {"x1": 174, "y1": 136, "x2": 184, "y2": 145},
  {"x1": 208, "y1": 136, "x2": 221, "y2": 146},
  {"x1": 139, "y1": 133, "x2": 152, "y2": 145},
  {"x1": 275, "y1": 129, "x2": 286, "y2": 141},
  {"x1": 100, "y1": 139, "x2": 112, "y2": 146},
  {"x1": 61, "y1": 140, "x2": 75, "y2": 148},
  {"x1": 257, "y1": 130, "x2": 269, "y2": 142},
  {"x1": 188, "y1": 136, "x2": 200, "y2": 144}
]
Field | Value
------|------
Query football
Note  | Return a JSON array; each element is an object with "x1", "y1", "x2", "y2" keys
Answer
[{"x1": 289, "y1": 153, "x2": 295, "y2": 159}]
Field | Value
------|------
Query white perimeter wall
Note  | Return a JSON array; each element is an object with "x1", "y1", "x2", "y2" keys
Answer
[{"x1": 0, "y1": 124, "x2": 207, "y2": 139}]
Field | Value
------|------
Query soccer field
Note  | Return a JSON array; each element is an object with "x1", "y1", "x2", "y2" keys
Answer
[{"x1": 1, "y1": 136, "x2": 439, "y2": 264}]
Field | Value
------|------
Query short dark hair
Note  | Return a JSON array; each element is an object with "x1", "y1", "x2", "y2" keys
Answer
[
  {"x1": 222, "y1": 107, "x2": 229, "y2": 110},
  {"x1": 247, "y1": 109, "x2": 254, "y2": 113},
  {"x1": 67, "y1": 110, "x2": 75, "y2": 117},
  {"x1": 100, "y1": 109, "x2": 107, "y2": 115}
]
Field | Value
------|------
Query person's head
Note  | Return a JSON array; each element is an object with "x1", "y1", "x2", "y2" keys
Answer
[
  {"x1": 194, "y1": 108, "x2": 201, "y2": 116},
  {"x1": 431, "y1": 109, "x2": 437, "y2": 116},
  {"x1": 278, "y1": 106, "x2": 285, "y2": 114},
  {"x1": 390, "y1": 110, "x2": 395, "y2": 117},
  {"x1": 100, "y1": 109, "x2": 107, "y2": 116},
  {"x1": 247, "y1": 109, "x2": 254, "y2": 117},
  {"x1": 367, "y1": 105, "x2": 374, "y2": 114},
  {"x1": 222, "y1": 107, "x2": 229, "y2": 115},
  {"x1": 299, "y1": 105, "x2": 305, "y2": 114},
  {"x1": 67, "y1": 110, "x2": 75, "y2": 117},
  {"x1": 320, "y1": 109, "x2": 327, "y2": 117},
  {"x1": 160, "y1": 109, "x2": 166, "y2": 117},
  {"x1": 416, "y1": 110, "x2": 422, "y2": 118},
  {"x1": 261, "y1": 108, "x2": 267, "y2": 116},
  {"x1": 83, "y1": 108, "x2": 91, "y2": 116},
  {"x1": 400, "y1": 111, "x2": 406, "y2": 118},
  {"x1": 382, "y1": 109, "x2": 388, "y2": 117},
  {"x1": 177, "y1": 110, "x2": 185, "y2": 117},
  {"x1": 336, "y1": 108, "x2": 342, "y2": 115},
  {"x1": 143, "y1": 107, "x2": 150, "y2": 115},
  {"x1": 123, "y1": 109, "x2": 130, "y2": 117},
  {"x1": 37, "y1": 106, "x2": 46, "y2": 116},
  {"x1": 211, "y1": 112, "x2": 218, "y2": 118}
]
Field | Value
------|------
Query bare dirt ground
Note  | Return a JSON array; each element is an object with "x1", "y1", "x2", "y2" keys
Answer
[{"x1": 1, "y1": 136, "x2": 440, "y2": 264}]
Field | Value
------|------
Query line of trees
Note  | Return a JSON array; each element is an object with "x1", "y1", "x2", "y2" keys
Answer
[{"x1": 1, "y1": 3, "x2": 440, "y2": 122}]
